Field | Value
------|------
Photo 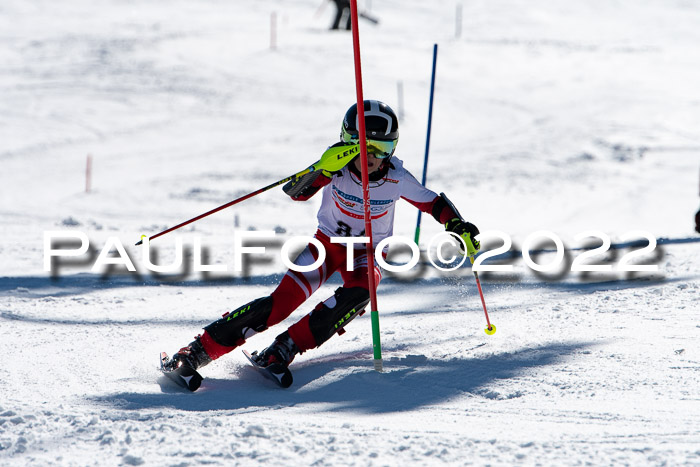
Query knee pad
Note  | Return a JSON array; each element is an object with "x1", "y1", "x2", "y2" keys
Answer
[
  {"x1": 204, "y1": 296, "x2": 273, "y2": 347},
  {"x1": 308, "y1": 287, "x2": 370, "y2": 347}
]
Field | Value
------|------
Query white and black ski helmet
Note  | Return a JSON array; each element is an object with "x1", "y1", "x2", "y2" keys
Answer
[{"x1": 341, "y1": 100, "x2": 399, "y2": 159}]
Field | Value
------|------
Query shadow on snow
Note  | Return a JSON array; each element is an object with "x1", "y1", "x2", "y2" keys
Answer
[{"x1": 91, "y1": 341, "x2": 594, "y2": 415}]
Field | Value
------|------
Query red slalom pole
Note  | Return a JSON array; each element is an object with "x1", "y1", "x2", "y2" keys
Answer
[
  {"x1": 469, "y1": 256, "x2": 496, "y2": 335},
  {"x1": 135, "y1": 144, "x2": 360, "y2": 246},
  {"x1": 135, "y1": 166, "x2": 314, "y2": 246},
  {"x1": 349, "y1": 0, "x2": 382, "y2": 371},
  {"x1": 85, "y1": 154, "x2": 92, "y2": 193}
]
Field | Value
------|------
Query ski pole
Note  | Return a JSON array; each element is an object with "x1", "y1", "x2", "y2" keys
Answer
[
  {"x1": 136, "y1": 143, "x2": 360, "y2": 245},
  {"x1": 312, "y1": 0, "x2": 327, "y2": 19},
  {"x1": 469, "y1": 255, "x2": 496, "y2": 335}
]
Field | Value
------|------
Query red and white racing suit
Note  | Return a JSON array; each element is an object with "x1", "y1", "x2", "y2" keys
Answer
[{"x1": 200, "y1": 157, "x2": 459, "y2": 358}]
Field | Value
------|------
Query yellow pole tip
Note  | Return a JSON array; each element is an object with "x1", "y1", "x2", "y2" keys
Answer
[{"x1": 484, "y1": 324, "x2": 497, "y2": 335}]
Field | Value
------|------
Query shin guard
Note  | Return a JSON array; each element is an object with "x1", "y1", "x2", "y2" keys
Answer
[
  {"x1": 204, "y1": 296, "x2": 273, "y2": 347},
  {"x1": 307, "y1": 287, "x2": 370, "y2": 348}
]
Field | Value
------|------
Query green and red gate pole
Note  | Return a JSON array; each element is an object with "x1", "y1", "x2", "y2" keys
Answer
[{"x1": 349, "y1": 0, "x2": 383, "y2": 372}]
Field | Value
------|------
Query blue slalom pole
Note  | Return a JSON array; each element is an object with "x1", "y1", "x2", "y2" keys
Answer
[{"x1": 414, "y1": 43, "x2": 438, "y2": 245}]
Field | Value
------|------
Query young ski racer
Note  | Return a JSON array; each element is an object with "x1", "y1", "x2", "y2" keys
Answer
[{"x1": 161, "y1": 100, "x2": 481, "y2": 390}]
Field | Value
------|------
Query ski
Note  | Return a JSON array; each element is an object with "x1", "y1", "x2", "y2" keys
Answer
[
  {"x1": 159, "y1": 352, "x2": 203, "y2": 392},
  {"x1": 359, "y1": 11, "x2": 379, "y2": 24},
  {"x1": 242, "y1": 349, "x2": 293, "y2": 388}
]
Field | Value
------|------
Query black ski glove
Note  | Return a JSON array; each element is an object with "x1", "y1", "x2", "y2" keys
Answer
[
  {"x1": 283, "y1": 170, "x2": 336, "y2": 199},
  {"x1": 445, "y1": 218, "x2": 481, "y2": 256}
]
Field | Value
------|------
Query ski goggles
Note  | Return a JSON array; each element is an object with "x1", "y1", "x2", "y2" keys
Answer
[{"x1": 342, "y1": 134, "x2": 397, "y2": 158}]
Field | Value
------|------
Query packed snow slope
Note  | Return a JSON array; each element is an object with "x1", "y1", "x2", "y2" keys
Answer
[{"x1": 1, "y1": 0, "x2": 699, "y2": 465}]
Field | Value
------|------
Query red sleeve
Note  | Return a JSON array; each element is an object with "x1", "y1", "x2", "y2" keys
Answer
[
  {"x1": 292, "y1": 173, "x2": 333, "y2": 201},
  {"x1": 402, "y1": 196, "x2": 434, "y2": 213},
  {"x1": 401, "y1": 195, "x2": 458, "y2": 224}
]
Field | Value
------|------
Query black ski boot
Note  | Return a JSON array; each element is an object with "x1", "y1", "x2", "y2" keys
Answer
[
  {"x1": 244, "y1": 331, "x2": 299, "y2": 388},
  {"x1": 255, "y1": 331, "x2": 299, "y2": 368},
  {"x1": 171, "y1": 336, "x2": 212, "y2": 371},
  {"x1": 161, "y1": 336, "x2": 212, "y2": 391}
]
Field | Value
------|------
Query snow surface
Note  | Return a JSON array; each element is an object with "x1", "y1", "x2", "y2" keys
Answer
[{"x1": 1, "y1": 0, "x2": 699, "y2": 465}]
